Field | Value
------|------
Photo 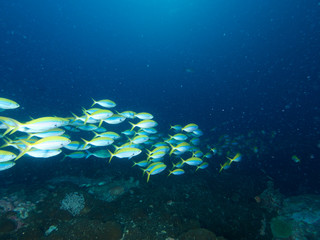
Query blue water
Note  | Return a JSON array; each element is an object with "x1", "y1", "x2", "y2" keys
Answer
[{"x1": 1, "y1": 1, "x2": 319, "y2": 192}]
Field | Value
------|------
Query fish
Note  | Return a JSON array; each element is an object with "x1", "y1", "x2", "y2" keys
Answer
[
  {"x1": 64, "y1": 141, "x2": 87, "y2": 151},
  {"x1": 108, "y1": 147, "x2": 142, "y2": 163},
  {"x1": 26, "y1": 128, "x2": 65, "y2": 140},
  {"x1": 121, "y1": 129, "x2": 135, "y2": 136},
  {"x1": 203, "y1": 152, "x2": 213, "y2": 159},
  {"x1": 147, "y1": 150, "x2": 166, "y2": 161},
  {"x1": 167, "y1": 133, "x2": 188, "y2": 141},
  {"x1": 227, "y1": 153, "x2": 242, "y2": 163},
  {"x1": 168, "y1": 168, "x2": 185, "y2": 176},
  {"x1": 63, "y1": 151, "x2": 87, "y2": 160},
  {"x1": 171, "y1": 160, "x2": 183, "y2": 169},
  {"x1": 132, "y1": 160, "x2": 149, "y2": 168},
  {"x1": 182, "y1": 123, "x2": 198, "y2": 133},
  {"x1": 93, "y1": 131, "x2": 120, "y2": 140},
  {"x1": 129, "y1": 135, "x2": 149, "y2": 144},
  {"x1": 150, "y1": 145, "x2": 170, "y2": 154},
  {"x1": 196, "y1": 162, "x2": 209, "y2": 171},
  {"x1": 118, "y1": 111, "x2": 136, "y2": 119},
  {"x1": 210, "y1": 148, "x2": 217, "y2": 155},
  {"x1": 192, "y1": 129, "x2": 203, "y2": 137},
  {"x1": 77, "y1": 124, "x2": 98, "y2": 131},
  {"x1": 145, "y1": 163, "x2": 167, "y2": 182},
  {"x1": 103, "y1": 114, "x2": 126, "y2": 124},
  {"x1": 0, "y1": 117, "x2": 21, "y2": 135},
  {"x1": 91, "y1": 98, "x2": 116, "y2": 108},
  {"x1": 180, "y1": 157, "x2": 203, "y2": 166},
  {"x1": 0, "y1": 150, "x2": 16, "y2": 162},
  {"x1": 11, "y1": 117, "x2": 69, "y2": 134},
  {"x1": 26, "y1": 149, "x2": 62, "y2": 158},
  {"x1": 190, "y1": 137, "x2": 200, "y2": 145},
  {"x1": 292, "y1": 155, "x2": 300, "y2": 163},
  {"x1": 134, "y1": 112, "x2": 154, "y2": 120},
  {"x1": 15, "y1": 136, "x2": 71, "y2": 160},
  {"x1": 168, "y1": 142, "x2": 191, "y2": 156},
  {"x1": 86, "y1": 149, "x2": 110, "y2": 159},
  {"x1": 170, "y1": 125, "x2": 182, "y2": 132},
  {"x1": 141, "y1": 128, "x2": 158, "y2": 134},
  {"x1": 129, "y1": 120, "x2": 158, "y2": 131},
  {"x1": 83, "y1": 109, "x2": 113, "y2": 125},
  {"x1": 0, "y1": 97, "x2": 19, "y2": 110},
  {"x1": 219, "y1": 161, "x2": 231, "y2": 173},
  {"x1": 81, "y1": 137, "x2": 114, "y2": 149},
  {"x1": 0, "y1": 161, "x2": 15, "y2": 171},
  {"x1": 193, "y1": 150, "x2": 204, "y2": 158}
]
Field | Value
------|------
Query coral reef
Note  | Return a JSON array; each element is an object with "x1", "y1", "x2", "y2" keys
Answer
[
  {"x1": 60, "y1": 192, "x2": 85, "y2": 216},
  {"x1": 257, "y1": 181, "x2": 284, "y2": 213}
]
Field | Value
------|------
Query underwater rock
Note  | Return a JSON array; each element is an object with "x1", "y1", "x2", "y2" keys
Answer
[
  {"x1": 270, "y1": 217, "x2": 293, "y2": 239},
  {"x1": 274, "y1": 194, "x2": 320, "y2": 239},
  {"x1": 87, "y1": 178, "x2": 139, "y2": 202},
  {"x1": 178, "y1": 228, "x2": 226, "y2": 240},
  {"x1": 0, "y1": 217, "x2": 16, "y2": 233},
  {"x1": 103, "y1": 221, "x2": 123, "y2": 240},
  {"x1": 51, "y1": 219, "x2": 122, "y2": 240},
  {"x1": 130, "y1": 207, "x2": 148, "y2": 221},
  {"x1": 109, "y1": 185, "x2": 125, "y2": 197},
  {"x1": 258, "y1": 180, "x2": 284, "y2": 213}
]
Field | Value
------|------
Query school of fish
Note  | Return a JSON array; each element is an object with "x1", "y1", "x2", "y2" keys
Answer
[{"x1": 0, "y1": 97, "x2": 242, "y2": 182}]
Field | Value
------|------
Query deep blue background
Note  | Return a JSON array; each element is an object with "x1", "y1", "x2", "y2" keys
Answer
[{"x1": 1, "y1": 0, "x2": 319, "y2": 193}]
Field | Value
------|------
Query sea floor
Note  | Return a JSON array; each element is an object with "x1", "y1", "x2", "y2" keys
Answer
[{"x1": 0, "y1": 167, "x2": 319, "y2": 240}]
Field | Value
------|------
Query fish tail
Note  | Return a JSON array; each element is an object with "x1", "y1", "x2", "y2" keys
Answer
[
  {"x1": 168, "y1": 143, "x2": 175, "y2": 156},
  {"x1": 71, "y1": 112, "x2": 81, "y2": 122},
  {"x1": 107, "y1": 149, "x2": 114, "y2": 163},
  {"x1": 26, "y1": 133, "x2": 33, "y2": 140},
  {"x1": 127, "y1": 136, "x2": 133, "y2": 145},
  {"x1": 180, "y1": 158, "x2": 185, "y2": 167},
  {"x1": 85, "y1": 150, "x2": 91, "y2": 159},
  {"x1": 83, "y1": 112, "x2": 89, "y2": 125},
  {"x1": 129, "y1": 122, "x2": 136, "y2": 131},
  {"x1": 219, "y1": 164, "x2": 224, "y2": 173},
  {"x1": 140, "y1": 168, "x2": 147, "y2": 176},
  {"x1": 9, "y1": 120, "x2": 23, "y2": 135},
  {"x1": 81, "y1": 138, "x2": 89, "y2": 149},
  {"x1": 91, "y1": 98, "x2": 96, "y2": 107},
  {"x1": 1, "y1": 122, "x2": 14, "y2": 136},
  {"x1": 15, "y1": 140, "x2": 31, "y2": 161},
  {"x1": 98, "y1": 120, "x2": 103, "y2": 127},
  {"x1": 0, "y1": 138, "x2": 11, "y2": 148},
  {"x1": 61, "y1": 153, "x2": 67, "y2": 161},
  {"x1": 147, "y1": 171, "x2": 151, "y2": 182},
  {"x1": 92, "y1": 131, "x2": 99, "y2": 138}
]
